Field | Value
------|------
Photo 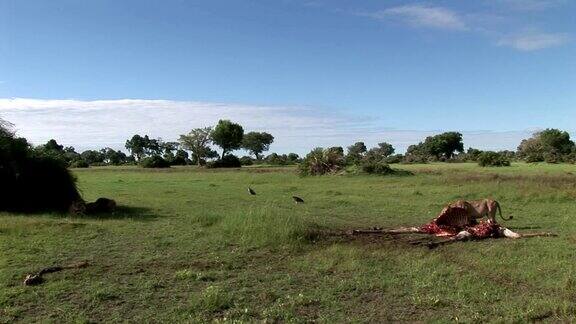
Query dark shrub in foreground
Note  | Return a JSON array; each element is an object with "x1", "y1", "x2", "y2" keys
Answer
[
  {"x1": 140, "y1": 155, "x2": 171, "y2": 168},
  {"x1": 478, "y1": 151, "x2": 511, "y2": 167},
  {"x1": 0, "y1": 122, "x2": 82, "y2": 212},
  {"x1": 361, "y1": 161, "x2": 395, "y2": 175},
  {"x1": 207, "y1": 154, "x2": 242, "y2": 168}
]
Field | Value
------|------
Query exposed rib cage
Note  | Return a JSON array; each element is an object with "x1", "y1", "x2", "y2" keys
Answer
[{"x1": 434, "y1": 201, "x2": 476, "y2": 228}]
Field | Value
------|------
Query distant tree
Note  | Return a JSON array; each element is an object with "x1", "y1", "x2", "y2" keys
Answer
[
  {"x1": 211, "y1": 120, "x2": 244, "y2": 158},
  {"x1": 100, "y1": 147, "x2": 127, "y2": 165},
  {"x1": 240, "y1": 156, "x2": 254, "y2": 166},
  {"x1": 466, "y1": 148, "x2": 483, "y2": 162},
  {"x1": 179, "y1": 127, "x2": 218, "y2": 166},
  {"x1": 346, "y1": 142, "x2": 367, "y2": 165},
  {"x1": 125, "y1": 135, "x2": 148, "y2": 160},
  {"x1": 80, "y1": 150, "x2": 105, "y2": 165},
  {"x1": 538, "y1": 129, "x2": 574, "y2": 155},
  {"x1": 423, "y1": 132, "x2": 464, "y2": 159},
  {"x1": 365, "y1": 142, "x2": 395, "y2": 163},
  {"x1": 515, "y1": 129, "x2": 574, "y2": 163},
  {"x1": 241, "y1": 132, "x2": 274, "y2": 160},
  {"x1": 171, "y1": 149, "x2": 190, "y2": 165},
  {"x1": 287, "y1": 153, "x2": 300, "y2": 164},
  {"x1": 44, "y1": 139, "x2": 64, "y2": 152}
]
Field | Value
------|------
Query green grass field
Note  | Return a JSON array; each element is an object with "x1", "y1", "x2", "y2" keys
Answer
[{"x1": 2, "y1": 162, "x2": 576, "y2": 322}]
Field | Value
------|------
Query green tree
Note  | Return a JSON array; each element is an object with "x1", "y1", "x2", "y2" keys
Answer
[
  {"x1": 538, "y1": 129, "x2": 574, "y2": 155},
  {"x1": 125, "y1": 135, "x2": 148, "y2": 160},
  {"x1": 179, "y1": 127, "x2": 218, "y2": 166},
  {"x1": 365, "y1": 142, "x2": 395, "y2": 163},
  {"x1": 211, "y1": 120, "x2": 244, "y2": 158},
  {"x1": 241, "y1": 132, "x2": 274, "y2": 160},
  {"x1": 346, "y1": 142, "x2": 367, "y2": 165},
  {"x1": 423, "y1": 132, "x2": 464, "y2": 159}
]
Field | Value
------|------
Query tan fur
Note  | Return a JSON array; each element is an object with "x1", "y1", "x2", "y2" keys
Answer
[{"x1": 447, "y1": 199, "x2": 511, "y2": 222}]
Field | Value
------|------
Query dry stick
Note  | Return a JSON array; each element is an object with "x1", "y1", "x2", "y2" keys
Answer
[
  {"x1": 520, "y1": 232, "x2": 557, "y2": 238},
  {"x1": 24, "y1": 261, "x2": 89, "y2": 286}
]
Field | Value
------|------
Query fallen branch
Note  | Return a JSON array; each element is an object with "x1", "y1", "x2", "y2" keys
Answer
[{"x1": 24, "y1": 261, "x2": 89, "y2": 286}]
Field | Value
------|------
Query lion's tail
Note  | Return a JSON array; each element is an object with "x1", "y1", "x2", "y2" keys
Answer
[{"x1": 496, "y1": 201, "x2": 513, "y2": 221}]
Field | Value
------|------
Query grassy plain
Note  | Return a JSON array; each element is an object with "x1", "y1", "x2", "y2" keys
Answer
[{"x1": 2, "y1": 162, "x2": 576, "y2": 322}]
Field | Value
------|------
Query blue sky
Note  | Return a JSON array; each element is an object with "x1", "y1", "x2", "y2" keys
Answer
[{"x1": 0, "y1": 0, "x2": 574, "y2": 154}]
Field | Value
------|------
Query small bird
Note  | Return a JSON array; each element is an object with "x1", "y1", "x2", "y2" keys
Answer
[
  {"x1": 292, "y1": 196, "x2": 304, "y2": 204},
  {"x1": 248, "y1": 187, "x2": 256, "y2": 195}
]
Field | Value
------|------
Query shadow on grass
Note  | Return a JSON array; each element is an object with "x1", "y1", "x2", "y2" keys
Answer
[
  {"x1": 83, "y1": 205, "x2": 159, "y2": 221},
  {"x1": 1, "y1": 205, "x2": 159, "y2": 221}
]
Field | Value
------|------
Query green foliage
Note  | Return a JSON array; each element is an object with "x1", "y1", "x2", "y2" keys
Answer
[
  {"x1": 517, "y1": 129, "x2": 575, "y2": 163},
  {"x1": 364, "y1": 142, "x2": 395, "y2": 163},
  {"x1": 139, "y1": 155, "x2": 171, "y2": 168},
  {"x1": 406, "y1": 132, "x2": 464, "y2": 161},
  {"x1": 242, "y1": 131, "x2": 274, "y2": 159},
  {"x1": 361, "y1": 161, "x2": 395, "y2": 174},
  {"x1": 210, "y1": 120, "x2": 244, "y2": 158},
  {"x1": 0, "y1": 122, "x2": 81, "y2": 212},
  {"x1": 384, "y1": 154, "x2": 404, "y2": 164},
  {"x1": 125, "y1": 134, "x2": 162, "y2": 160},
  {"x1": 477, "y1": 151, "x2": 511, "y2": 167},
  {"x1": 466, "y1": 148, "x2": 483, "y2": 161},
  {"x1": 70, "y1": 159, "x2": 90, "y2": 168},
  {"x1": 179, "y1": 127, "x2": 217, "y2": 166},
  {"x1": 207, "y1": 154, "x2": 241, "y2": 168},
  {"x1": 239, "y1": 156, "x2": 254, "y2": 166},
  {"x1": 345, "y1": 142, "x2": 367, "y2": 165},
  {"x1": 298, "y1": 147, "x2": 345, "y2": 176}
]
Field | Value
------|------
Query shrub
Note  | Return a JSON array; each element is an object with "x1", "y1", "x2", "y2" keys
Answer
[
  {"x1": 139, "y1": 155, "x2": 171, "y2": 168},
  {"x1": 70, "y1": 159, "x2": 90, "y2": 168},
  {"x1": 2, "y1": 155, "x2": 82, "y2": 212},
  {"x1": 361, "y1": 161, "x2": 395, "y2": 175},
  {"x1": 477, "y1": 151, "x2": 511, "y2": 167},
  {"x1": 298, "y1": 147, "x2": 345, "y2": 176},
  {"x1": 239, "y1": 156, "x2": 254, "y2": 166},
  {"x1": 207, "y1": 154, "x2": 241, "y2": 168},
  {"x1": 384, "y1": 154, "x2": 403, "y2": 164},
  {"x1": 0, "y1": 125, "x2": 82, "y2": 212}
]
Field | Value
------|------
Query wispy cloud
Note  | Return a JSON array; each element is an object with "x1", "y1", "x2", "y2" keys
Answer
[
  {"x1": 497, "y1": 30, "x2": 570, "y2": 50},
  {"x1": 364, "y1": 5, "x2": 467, "y2": 31},
  {"x1": 492, "y1": 0, "x2": 565, "y2": 11},
  {"x1": 355, "y1": 2, "x2": 571, "y2": 51},
  {"x1": 0, "y1": 98, "x2": 540, "y2": 154}
]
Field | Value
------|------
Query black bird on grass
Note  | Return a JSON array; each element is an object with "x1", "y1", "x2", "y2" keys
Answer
[
  {"x1": 248, "y1": 187, "x2": 256, "y2": 195},
  {"x1": 292, "y1": 196, "x2": 304, "y2": 204}
]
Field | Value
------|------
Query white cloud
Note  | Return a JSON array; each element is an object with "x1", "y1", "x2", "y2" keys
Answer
[
  {"x1": 492, "y1": 0, "x2": 564, "y2": 11},
  {"x1": 0, "y1": 98, "x2": 541, "y2": 154},
  {"x1": 498, "y1": 31, "x2": 569, "y2": 50},
  {"x1": 366, "y1": 5, "x2": 467, "y2": 31}
]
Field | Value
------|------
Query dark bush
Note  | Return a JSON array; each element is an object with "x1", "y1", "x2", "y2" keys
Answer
[
  {"x1": 478, "y1": 151, "x2": 511, "y2": 167},
  {"x1": 361, "y1": 161, "x2": 395, "y2": 174},
  {"x1": 70, "y1": 159, "x2": 90, "y2": 168},
  {"x1": 207, "y1": 154, "x2": 242, "y2": 168},
  {"x1": 239, "y1": 156, "x2": 254, "y2": 166},
  {"x1": 139, "y1": 155, "x2": 171, "y2": 168}
]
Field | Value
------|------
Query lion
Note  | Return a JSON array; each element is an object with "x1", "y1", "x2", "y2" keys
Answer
[{"x1": 446, "y1": 199, "x2": 512, "y2": 223}]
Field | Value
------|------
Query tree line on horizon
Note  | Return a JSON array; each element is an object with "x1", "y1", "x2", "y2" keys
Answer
[{"x1": 6, "y1": 116, "x2": 576, "y2": 170}]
